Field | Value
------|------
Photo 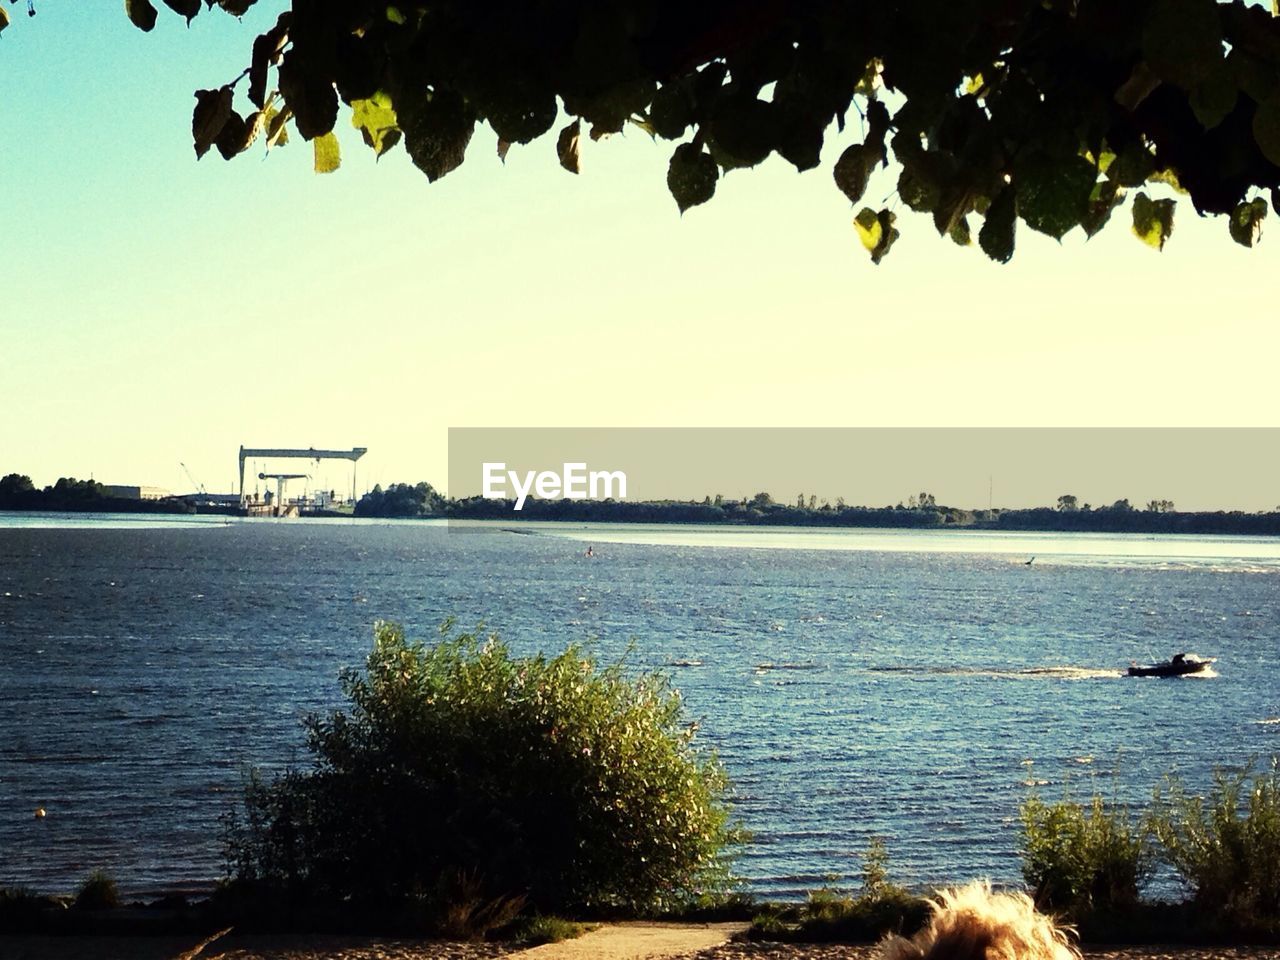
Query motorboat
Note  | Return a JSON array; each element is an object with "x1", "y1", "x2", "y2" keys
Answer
[{"x1": 1127, "y1": 652, "x2": 1215, "y2": 677}]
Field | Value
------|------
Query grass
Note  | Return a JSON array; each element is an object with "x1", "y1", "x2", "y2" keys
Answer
[
  {"x1": 73, "y1": 870, "x2": 121, "y2": 911},
  {"x1": 507, "y1": 914, "x2": 597, "y2": 945},
  {"x1": 747, "y1": 841, "x2": 930, "y2": 943}
]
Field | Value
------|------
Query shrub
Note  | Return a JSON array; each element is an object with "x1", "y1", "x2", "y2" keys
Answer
[
  {"x1": 73, "y1": 870, "x2": 120, "y2": 911},
  {"x1": 510, "y1": 914, "x2": 595, "y2": 945},
  {"x1": 749, "y1": 842, "x2": 928, "y2": 942},
  {"x1": 1150, "y1": 759, "x2": 1280, "y2": 926},
  {"x1": 226, "y1": 620, "x2": 740, "y2": 917},
  {"x1": 1020, "y1": 790, "x2": 1151, "y2": 917}
]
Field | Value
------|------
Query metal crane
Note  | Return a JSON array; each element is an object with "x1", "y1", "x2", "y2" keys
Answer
[
  {"x1": 238, "y1": 446, "x2": 367, "y2": 505},
  {"x1": 258, "y1": 472, "x2": 308, "y2": 507},
  {"x1": 179, "y1": 462, "x2": 206, "y2": 495}
]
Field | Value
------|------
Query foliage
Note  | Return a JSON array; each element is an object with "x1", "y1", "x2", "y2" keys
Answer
[
  {"x1": 748, "y1": 841, "x2": 928, "y2": 943},
  {"x1": 0, "y1": 473, "x2": 192, "y2": 514},
  {"x1": 1150, "y1": 760, "x2": 1280, "y2": 926},
  {"x1": 353, "y1": 480, "x2": 444, "y2": 518},
  {"x1": 73, "y1": 870, "x2": 121, "y2": 911},
  {"x1": 225, "y1": 620, "x2": 740, "y2": 917},
  {"x1": 1020, "y1": 790, "x2": 1153, "y2": 918},
  {"x1": 508, "y1": 914, "x2": 596, "y2": 946},
  {"x1": 9, "y1": 0, "x2": 1280, "y2": 261}
]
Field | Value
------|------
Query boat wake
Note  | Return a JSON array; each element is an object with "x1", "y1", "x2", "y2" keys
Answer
[
  {"x1": 755, "y1": 661, "x2": 822, "y2": 674},
  {"x1": 868, "y1": 665, "x2": 1124, "y2": 680}
]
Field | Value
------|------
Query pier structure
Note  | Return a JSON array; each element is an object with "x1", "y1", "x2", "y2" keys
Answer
[{"x1": 238, "y1": 445, "x2": 368, "y2": 510}]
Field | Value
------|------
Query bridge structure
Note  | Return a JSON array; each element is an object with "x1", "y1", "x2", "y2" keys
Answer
[{"x1": 238, "y1": 446, "x2": 368, "y2": 506}]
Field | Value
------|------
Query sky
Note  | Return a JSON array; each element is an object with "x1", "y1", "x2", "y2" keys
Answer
[{"x1": 2, "y1": 3, "x2": 1278, "y2": 508}]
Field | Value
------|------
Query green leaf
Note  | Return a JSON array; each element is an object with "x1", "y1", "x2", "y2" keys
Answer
[
  {"x1": 832, "y1": 104, "x2": 890, "y2": 204},
  {"x1": 351, "y1": 93, "x2": 401, "y2": 158},
  {"x1": 932, "y1": 186, "x2": 972, "y2": 238},
  {"x1": 161, "y1": 0, "x2": 199, "y2": 24},
  {"x1": 248, "y1": 18, "x2": 290, "y2": 110},
  {"x1": 125, "y1": 0, "x2": 157, "y2": 32},
  {"x1": 557, "y1": 119, "x2": 581, "y2": 174},
  {"x1": 313, "y1": 131, "x2": 340, "y2": 174},
  {"x1": 1148, "y1": 168, "x2": 1188, "y2": 194},
  {"x1": 0, "y1": 6, "x2": 10, "y2": 34},
  {"x1": 1252, "y1": 95, "x2": 1280, "y2": 167},
  {"x1": 1109, "y1": 141, "x2": 1157, "y2": 187},
  {"x1": 397, "y1": 87, "x2": 476, "y2": 182},
  {"x1": 214, "y1": 109, "x2": 255, "y2": 160},
  {"x1": 979, "y1": 185, "x2": 1016, "y2": 264},
  {"x1": 1143, "y1": 0, "x2": 1224, "y2": 90},
  {"x1": 707, "y1": 96, "x2": 775, "y2": 169},
  {"x1": 1131, "y1": 192, "x2": 1176, "y2": 250},
  {"x1": 667, "y1": 143, "x2": 718, "y2": 213},
  {"x1": 649, "y1": 83, "x2": 692, "y2": 140},
  {"x1": 1014, "y1": 152, "x2": 1097, "y2": 239},
  {"x1": 948, "y1": 216, "x2": 972, "y2": 247},
  {"x1": 480, "y1": 85, "x2": 557, "y2": 145},
  {"x1": 853, "y1": 207, "x2": 898, "y2": 264},
  {"x1": 277, "y1": 51, "x2": 338, "y2": 141},
  {"x1": 1228, "y1": 197, "x2": 1267, "y2": 247},
  {"x1": 833, "y1": 144, "x2": 872, "y2": 205},
  {"x1": 1231, "y1": 49, "x2": 1279, "y2": 104},
  {"x1": 1114, "y1": 62, "x2": 1161, "y2": 112},
  {"x1": 192, "y1": 86, "x2": 234, "y2": 160},
  {"x1": 897, "y1": 167, "x2": 939, "y2": 213},
  {"x1": 265, "y1": 106, "x2": 290, "y2": 150},
  {"x1": 774, "y1": 107, "x2": 824, "y2": 172},
  {"x1": 1189, "y1": 61, "x2": 1238, "y2": 131},
  {"x1": 1083, "y1": 179, "x2": 1125, "y2": 238}
]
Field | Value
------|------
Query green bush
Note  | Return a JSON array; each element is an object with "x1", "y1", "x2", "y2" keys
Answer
[
  {"x1": 1020, "y1": 790, "x2": 1151, "y2": 917},
  {"x1": 749, "y1": 841, "x2": 928, "y2": 942},
  {"x1": 1150, "y1": 759, "x2": 1280, "y2": 927},
  {"x1": 226, "y1": 620, "x2": 739, "y2": 918},
  {"x1": 73, "y1": 870, "x2": 120, "y2": 911},
  {"x1": 509, "y1": 914, "x2": 595, "y2": 945}
]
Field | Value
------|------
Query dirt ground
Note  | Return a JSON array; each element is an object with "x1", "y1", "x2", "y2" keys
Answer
[{"x1": 3, "y1": 927, "x2": 1279, "y2": 960}]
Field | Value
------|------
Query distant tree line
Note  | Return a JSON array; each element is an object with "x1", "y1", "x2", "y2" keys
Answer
[
  {"x1": 0, "y1": 474, "x2": 191, "y2": 514},
  {"x1": 356, "y1": 484, "x2": 1280, "y2": 536},
  {"x1": 353, "y1": 481, "x2": 446, "y2": 518},
  {"x1": 6, "y1": 471, "x2": 1277, "y2": 535}
]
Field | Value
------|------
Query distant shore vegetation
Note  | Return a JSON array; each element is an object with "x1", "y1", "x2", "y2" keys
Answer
[
  {"x1": 0, "y1": 474, "x2": 191, "y2": 514},
  {"x1": 357, "y1": 480, "x2": 1280, "y2": 535},
  {"x1": 4, "y1": 472, "x2": 1279, "y2": 535}
]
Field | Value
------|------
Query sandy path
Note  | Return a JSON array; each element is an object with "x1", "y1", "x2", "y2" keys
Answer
[{"x1": 507, "y1": 922, "x2": 749, "y2": 960}]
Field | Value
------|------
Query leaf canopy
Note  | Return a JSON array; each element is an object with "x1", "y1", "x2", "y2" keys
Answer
[{"x1": 13, "y1": 0, "x2": 1280, "y2": 262}]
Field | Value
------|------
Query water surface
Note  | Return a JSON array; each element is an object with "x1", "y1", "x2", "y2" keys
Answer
[{"x1": 1, "y1": 515, "x2": 1276, "y2": 898}]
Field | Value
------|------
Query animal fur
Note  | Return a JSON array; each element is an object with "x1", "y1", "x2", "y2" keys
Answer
[{"x1": 879, "y1": 881, "x2": 1080, "y2": 960}]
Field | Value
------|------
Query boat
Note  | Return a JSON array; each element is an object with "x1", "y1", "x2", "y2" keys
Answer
[{"x1": 1127, "y1": 652, "x2": 1215, "y2": 677}]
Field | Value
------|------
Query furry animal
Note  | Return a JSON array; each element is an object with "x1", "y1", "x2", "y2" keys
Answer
[{"x1": 879, "y1": 881, "x2": 1080, "y2": 960}]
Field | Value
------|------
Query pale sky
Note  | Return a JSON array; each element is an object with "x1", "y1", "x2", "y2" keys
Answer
[{"x1": 2, "y1": 4, "x2": 1277, "y2": 506}]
